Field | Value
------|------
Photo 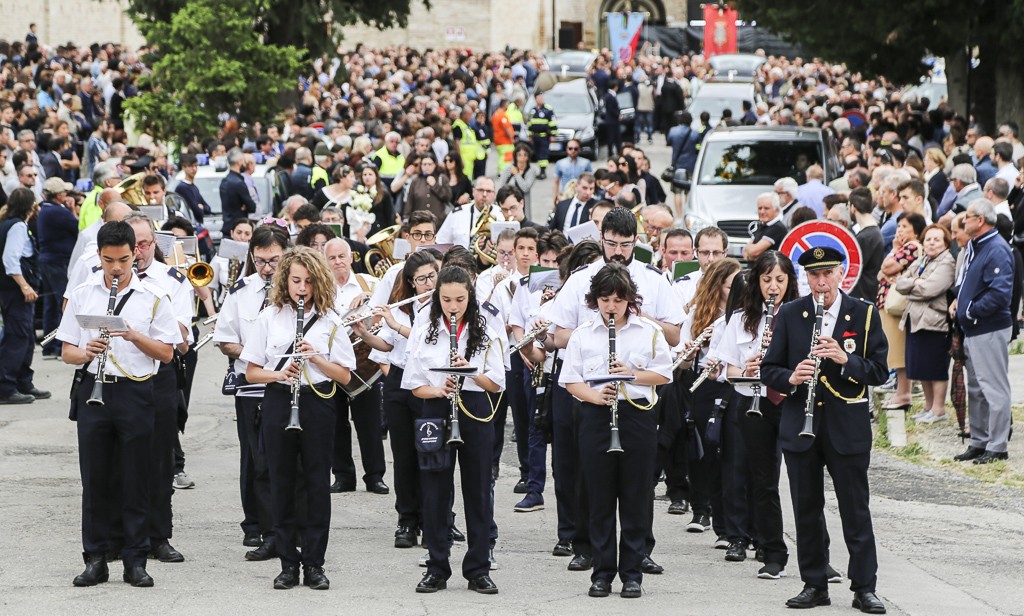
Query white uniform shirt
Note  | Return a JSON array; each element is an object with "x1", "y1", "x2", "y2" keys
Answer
[
  {"x1": 435, "y1": 202, "x2": 501, "y2": 248},
  {"x1": 214, "y1": 273, "x2": 272, "y2": 395},
  {"x1": 717, "y1": 308, "x2": 771, "y2": 396},
  {"x1": 547, "y1": 259, "x2": 683, "y2": 330},
  {"x1": 559, "y1": 315, "x2": 673, "y2": 403},
  {"x1": 401, "y1": 317, "x2": 506, "y2": 392},
  {"x1": 368, "y1": 261, "x2": 403, "y2": 308},
  {"x1": 681, "y1": 309, "x2": 727, "y2": 372},
  {"x1": 138, "y1": 260, "x2": 196, "y2": 344},
  {"x1": 335, "y1": 272, "x2": 377, "y2": 313},
  {"x1": 371, "y1": 301, "x2": 430, "y2": 369},
  {"x1": 240, "y1": 303, "x2": 357, "y2": 385},
  {"x1": 476, "y1": 265, "x2": 514, "y2": 301},
  {"x1": 66, "y1": 252, "x2": 100, "y2": 298},
  {"x1": 68, "y1": 220, "x2": 100, "y2": 275},
  {"x1": 673, "y1": 268, "x2": 703, "y2": 308},
  {"x1": 57, "y1": 274, "x2": 183, "y2": 378}
]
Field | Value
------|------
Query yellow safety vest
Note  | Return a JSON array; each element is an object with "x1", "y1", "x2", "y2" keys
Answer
[
  {"x1": 310, "y1": 165, "x2": 329, "y2": 189},
  {"x1": 78, "y1": 186, "x2": 103, "y2": 231},
  {"x1": 372, "y1": 146, "x2": 406, "y2": 177},
  {"x1": 453, "y1": 119, "x2": 484, "y2": 161},
  {"x1": 506, "y1": 103, "x2": 524, "y2": 128}
]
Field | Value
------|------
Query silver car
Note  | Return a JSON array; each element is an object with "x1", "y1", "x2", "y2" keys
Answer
[
  {"x1": 682, "y1": 126, "x2": 843, "y2": 256},
  {"x1": 167, "y1": 163, "x2": 281, "y2": 245}
]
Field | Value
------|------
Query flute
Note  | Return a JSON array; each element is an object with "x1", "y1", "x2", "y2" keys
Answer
[
  {"x1": 510, "y1": 319, "x2": 552, "y2": 353},
  {"x1": 689, "y1": 358, "x2": 721, "y2": 393},
  {"x1": 672, "y1": 326, "x2": 713, "y2": 370},
  {"x1": 341, "y1": 291, "x2": 432, "y2": 327}
]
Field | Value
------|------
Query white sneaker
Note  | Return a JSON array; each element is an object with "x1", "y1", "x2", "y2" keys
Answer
[
  {"x1": 418, "y1": 550, "x2": 429, "y2": 567},
  {"x1": 911, "y1": 409, "x2": 931, "y2": 420},
  {"x1": 919, "y1": 413, "x2": 948, "y2": 425},
  {"x1": 172, "y1": 472, "x2": 195, "y2": 489}
]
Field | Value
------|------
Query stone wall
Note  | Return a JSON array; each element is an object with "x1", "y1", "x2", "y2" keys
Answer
[{"x1": 0, "y1": 0, "x2": 145, "y2": 50}]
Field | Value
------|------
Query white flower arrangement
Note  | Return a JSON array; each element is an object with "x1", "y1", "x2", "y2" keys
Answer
[{"x1": 348, "y1": 185, "x2": 377, "y2": 242}]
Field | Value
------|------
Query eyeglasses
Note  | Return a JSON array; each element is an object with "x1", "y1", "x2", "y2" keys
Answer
[
  {"x1": 413, "y1": 272, "x2": 437, "y2": 285},
  {"x1": 473, "y1": 187, "x2": 495, "y2": 194},
  {"x1": 602, "y1": 238, "x2": 635, "y2": 250},
  {"x1": 409, "y1": 231, "x2": 435, "y2": 241},
  {"x1": 309, "y1": 242, "x2": 328, "y2": 250},
  {"x1": 496, "y1": 249, "x2": 515, "y2": 259},
  {"x1": 254, "y1": 257, "x2": 281, "y2": 268},
  {"x1": 135, "y1": 240, "x2": 153, "y2": 250},
  {"x1": 697, "y1": 249, "x2": 726, "y2": 258}
]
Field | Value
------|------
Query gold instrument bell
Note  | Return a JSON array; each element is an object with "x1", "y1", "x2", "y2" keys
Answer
[
  {"x1": 169, "y1": 240, "x2": 214, "y2": 287},
  {"x1": 364, "y1": 224, "x2": 401, "y2": 278},
  {"x1": 471, "y1": 206, "x2": 498, "y2": 266},
  {"x1": 115, "y1": 172, "x2": 149, "y2": 206}
]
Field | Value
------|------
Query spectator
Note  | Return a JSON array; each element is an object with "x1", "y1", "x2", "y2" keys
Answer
[
  {"x1": 743, "y1": 192, "x2": 787, "y2": 260},
  {"x1": 443, "y1": 150, "x2": 475, "y2": 209},
  {"x1": 952, "y1": 199, "x2": 1014, "y2": 464},
  {"x1": 220, "y1": 147, "x2": 257, "y2": 231},
  {"x1": 667, "y1": 111, "x2": 700, "y2": 217},
  {"x1": 949, "y1": 212, "x2": 971, "y2": 436},
  {"x1": 938, "y1": 163, "x2": 982, "y2": 224},
  {"x1": 876, "y1": 212, "x2": 926, "y2": 412},
  {"x1": 796, "y1": 164, "x2": 835, "y2": 217},
  {"x1": 973, "y1": 136, "x2": 996, "y2": 187},
  {"x1": 290, "y1": 147, "x2": 315, "y2": 201},
  {"x1": 923, "y1": 148, "x2": 949, "y2": 212},
  {"x1": 553, "y1": 138, "x2": 593, "y2": 197},
  {"x1": 311, "y1": 164, "x2": 356, "y2": 236},
  {"x1": 992, "y1": 140, "x2": 1019, "y2": 185},
  {"x1": 895, "y1": 224, "x2": 956, "y2": 424},
  {"x1": 496, "y1": 143, "x2": 538, "y2": 220},
  {"x1": 983, "y1": 178, "x2": 1012, "y2": 219},
  {"x1": 848, "y1": 187, "x2": 884, "y2": 302},
  {"x1": 37, "y1": 177, "x2": 80, "y2": 359},
  {"x1": 774, "y1": 177, "x2": 802, "y2": 226},
  {"x1": 173, "y1": 153, "x2": 212, "y2": 225},
  {"x1": 357, "y1": 165, "x2": 397, "y2": 236},
  {"x1": 404, "y1": 153, "x2": 451, "y2": 224},
  {"x1": 0, "y1": 188, "x2": 47, "y2": 404},
  {"x1": 878, "y1": 171, "x2": 910, "y2": 252}
]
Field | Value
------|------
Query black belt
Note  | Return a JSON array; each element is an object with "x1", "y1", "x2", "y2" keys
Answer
[
  {"x1": 267, "y1": 381, "x2": 333, "y2": 395},
  {"x1": 84, "y1": 371, "x2": 152, "y2": 384}
]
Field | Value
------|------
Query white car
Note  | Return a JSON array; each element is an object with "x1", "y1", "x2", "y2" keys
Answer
[{"x1": 167, "y1": 162, "x2": 281, "y2": 244}]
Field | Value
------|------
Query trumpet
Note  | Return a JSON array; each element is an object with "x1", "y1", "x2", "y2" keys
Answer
[
  {"x1": 672, "y1": 326, "x2": 713, "y2": 371},
  {"x1": 285, "y1": 298, "x2": 305, "y2": 432},
  {"x1": 510, "y1": 320, "x2": 552, "y2": 354},
  {"x1": 87, "y1": 275, "x2": 120, "y2": 406},
  {"x1": 689, "y1": 358, "x2": 721, "y2": 393},
  {"x1": 746, "y1": 294, "x2": 777, "y2": 417},
  {"x1": 799, "y1": 293, "x2": 825, "y2": 439},
  {"x1": 446, "y1": 313, "x2": 464, "y2": 447},
  {"x1": 607, "y1": 314, "x2": 624, "y2": 454}
]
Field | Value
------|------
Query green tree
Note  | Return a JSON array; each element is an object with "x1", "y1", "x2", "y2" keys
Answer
[
  {"x1": 124, "y1": 0, "x2": 304, "y2": 143},
  {"x1": 734, "y1": 0, "x2": 1024, "y2": 129},
  {"x1": 124, "y1": 0, "x2": 430, "y2": 59}
]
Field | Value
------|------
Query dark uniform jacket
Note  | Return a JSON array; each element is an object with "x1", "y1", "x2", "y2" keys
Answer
[{"x1": 760, "y1": 293, "x2": 888, "y2": 455}]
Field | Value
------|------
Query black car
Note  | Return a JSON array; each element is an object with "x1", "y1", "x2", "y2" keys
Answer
[{"x1": 522, "y1": 78, "x2": 598, "y2": 160}]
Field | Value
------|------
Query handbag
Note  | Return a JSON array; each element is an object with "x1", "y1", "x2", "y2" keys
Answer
[
  {"x1": 414, "y1": 417, "x2": 451, "y2": 472},
  {"x1": 884, "y1": 286, "x2": 908, "y2": 317}
]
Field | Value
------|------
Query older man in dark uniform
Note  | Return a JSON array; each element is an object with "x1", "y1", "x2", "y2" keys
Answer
[{"x1": 760, "y1": 247, "x2": 889, "y2": 614}]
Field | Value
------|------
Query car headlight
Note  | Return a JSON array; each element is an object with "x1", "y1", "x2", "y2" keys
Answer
[
  {"x1": 577, "y1": 127, "x2": 595, "y2": 142},
  {"x1": 683, "y1": 213, "x2": 712, "y2": 234}
]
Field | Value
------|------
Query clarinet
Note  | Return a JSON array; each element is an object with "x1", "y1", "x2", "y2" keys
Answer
[
  {"x1": 285, "y1": 298, "x2": 305, "y2": 432},
  {"x1": 607, "y1": 314, "x2": 624, "y2": 453},
  {"x1": 799, "y1": 293, "x2": 826, "y2": 438},
  {"x1": 446, "y1": 313, "x2": 464, "y2": 447},
  {"x1": 86, "y1": 275, "x2": 120, "y2": 406},
  {"x1": 746, "y1": 294, "x2": 777, "y2": 417}
]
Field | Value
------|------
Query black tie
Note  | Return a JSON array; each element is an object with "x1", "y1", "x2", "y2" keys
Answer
[{"x1": 569, "y1": 200, "x2": 581, "y2": 227}]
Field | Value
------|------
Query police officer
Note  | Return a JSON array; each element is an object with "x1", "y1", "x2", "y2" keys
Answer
[
  {"x1": 760, "y1": 246, "x2": 889, "y2": 614},
  {"x1": 59, "y1": 221, "x2": 183, "y2": 588},
  {"x1": 560, "y1": 263, "x2": 672, "y2": 599},
  {"x1": 213, "y1": 224, "x2": 291, "y2": 560},
  {"x1": 528, "y1": 92, "x2": 557, "y2": 180}
]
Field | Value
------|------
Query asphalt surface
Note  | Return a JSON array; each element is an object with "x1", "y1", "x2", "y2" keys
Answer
[{"x1": 2, "y1": 143, "x2": 1022, "y2": 615}]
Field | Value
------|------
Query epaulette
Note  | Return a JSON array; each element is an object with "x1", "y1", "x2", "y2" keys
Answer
[
  {"x1": 570, "y1": 264, "x2": 588, "y2": 275},
  {"x1": 519, "y1": 275, "x2": 529, "y2": 287},
  {"x1": 646, "y1": 263, "x2": 661, "y2": 273},
  {"x1": 91, "y1": 265, "x2": 102, "y2": 273},
  {"x1": 481, "y1": 301, "x2": 499, "y2": 317},
  {"x1": 229, "y1": 278, "x2": 247, "y2": 294},
  {"x1": 167, "y1": 267, "x2": 186, "y2": 283},
  {"x1": 675, "y1": 274, "x2": 691, "y2": 283}
]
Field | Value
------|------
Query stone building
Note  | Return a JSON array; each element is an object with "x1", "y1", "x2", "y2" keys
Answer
[{"x1": 0, "y1": 0, "x2": 145, "y2": 50}]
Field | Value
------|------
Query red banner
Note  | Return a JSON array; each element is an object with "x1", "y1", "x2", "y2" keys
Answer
[{"x1": 703, "y1": 5, "x2": 738, "y2": 58}]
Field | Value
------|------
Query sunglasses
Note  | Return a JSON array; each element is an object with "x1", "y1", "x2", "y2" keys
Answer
[{"x1": 261, "y1": 217, "x2": 288, "y2": 228}]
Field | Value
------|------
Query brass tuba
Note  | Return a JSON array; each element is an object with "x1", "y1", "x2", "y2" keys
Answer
[
  {"x1": 364, "y1": 224, "x2": 401, "y2": 278},
  {"x1": 471, "y1": 207, "x2": 498, "y2": 266},
  {"x1": 631, "y1": 203, "x2": 648, "y2": 244},
  {"x1": 115, "y1": 172, "x2": 149, "y2": 206}
]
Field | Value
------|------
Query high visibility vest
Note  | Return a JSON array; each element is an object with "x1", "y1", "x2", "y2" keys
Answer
[
  {"x1": 310, "y1": 165, "x2": 329, "y2": 189},
  {"x1": 372, "y1": 146, "x2": 405, "y2": 177},
  {"x1": 78, "y1": 186, "x2": 103, "y2": 231},
  {"x1": 506, "y1": 103, "x2": 524, "y2": 129},
  {"x1": 453, "y1": 118, "x2": 484, "y2": 161}
]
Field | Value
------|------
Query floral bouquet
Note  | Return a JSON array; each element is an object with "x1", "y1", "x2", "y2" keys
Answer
[{"x1": 348, "y1": 186, "x2": 377, "y2": 242}]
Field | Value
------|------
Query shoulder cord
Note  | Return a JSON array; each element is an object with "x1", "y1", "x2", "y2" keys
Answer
[
  {"x1": 458, "y1": 338, "x2": 503, "y2": 422},
  {"x1": 620, "y1": 326, "x2": 657, "y2": 411},
  {"x1": 821, "y1": 304, "x2": 872, "y2": 402},
  {"x1": 108, "y1": 291, "x2": 154, "y2": 382},
  {"x1": 301, "y1": 323, "x2": 339, "y2": 399}
]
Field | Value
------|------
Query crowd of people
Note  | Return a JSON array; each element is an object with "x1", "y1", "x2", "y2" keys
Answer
[{"x1": 2, "y1": 25, "x2": 1022, "y2": 611}]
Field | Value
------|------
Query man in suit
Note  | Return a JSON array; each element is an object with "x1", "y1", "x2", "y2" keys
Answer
[
  {"x1": 657, "y1": 69, "x2": 686, "y2": 139},
  {"x1": 760, "y1": 247, "x2": 889, "y2": 614},
  {"x1": 549, "y1": 173, "x2": 596, "y2": 235},
  {"x1": 220, "y1": 148, "x2": 258, "y2": 232}
]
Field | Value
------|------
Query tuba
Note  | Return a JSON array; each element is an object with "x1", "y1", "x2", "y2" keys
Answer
[
  {"x1": 631, "y1": 204, "x2": 647, "y2": 243},
  {"x1": 364, "y1": 224, "x2": 401, "y2": 278},
  {"x1": 115, "y1": 172, "x2": 148, "y2": 206},
  {"x1": 471, "y1": 207, "x2": 498, "y2": 266}
]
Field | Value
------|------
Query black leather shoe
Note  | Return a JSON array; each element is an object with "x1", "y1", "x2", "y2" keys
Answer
[
  {"x1": 22, "y1": 387, "x2": 51, "y2": 400},
  {"x1": 552, "y1": 541, "x2": 573, "y2": 557},
  {"x1": 567, "y1": 553, "x2": 593, "y2": 571},
  {"x1": 641, "y1": 555, "x2": 664, "y2": 574},
  {"x1": 786, "y1": 586, "x2": 830, "y2": 608},
  {"x1": 242, "y1": 531, "x2": 262, "y2": 547},
  {"x1": 449, "y1": 526, "x2": 466, "y2": 542},
  {"x1": 725, "y1": 540, "x2": 747, "y2": 562},
  {"x1": 852, "y1": 591, "x2": 887, "y2": 614},
  {"x1": 303, "y1": 565, "x2": 330, "y2": 590},
  {"x1": 620, "y1": 580, "x2": 642, "y2": 598},
  {"x1": 588, "y1": 578, "x2": 611, "y2": 597},
  {"x1": 367, "y1": 480, "x2": 390, "y2": 494},
  {"x1": 273, "y1": 565, "x2": 300, "y2": 589},
  {"x1": 973, "y1": 451, "x2": 1009, "y2": 465},
  {"x1": 123, "y1": 565, "x2": 154, "y2": 587},
  {"x1": 0, "y1": 392, "x2": 34, "y2": 404},
  {"x1": 513, "y1": 477, "x2": 528, "y2": 494},
  {"x1": 73, "y1": 553, "x2": 108, "y2": 587},
  {"x1": 667, "y1": 499, "x2": 689, "y2": 515},
  {"x1": 103, "y1": 550, "x2": 121, "y2": 562},
  {"x1": 468, "y1": 574, "x2": 499, "y2": 594},
  {"x1": 395, "y1": 526, "x2": 418, "y2": 548},
  {"x1": 416, "y1": 572, "x2": 447, "y2": 593},
  {"x1": 245, "y1": 537, "x2": 276, "y2": 561},
  {"x1": 330, "y1": 479, "x2": 356, "y2": 493},
  {"x1": 953, "y1": 446, "x2": 986, "y2": 462},
  {"x1": 149, "y1": 541, "x2": 184, "y2": 563}
]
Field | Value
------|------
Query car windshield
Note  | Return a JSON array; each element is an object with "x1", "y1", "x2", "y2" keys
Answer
[
  {"x1": 545, "y1": 52, "x2": 595, "y2": 72},
  {"x1": 546, "y1": 91, "x2": 592, "y2": 114},
  {"x1": 698, "y1": 140, "x2": 822, "y2": 185},
  {"x1": 709, "y1": 56, "x2": 764, "y2": 76},
  {"x1": 193, "y1": 177, "x2": 224, "y2": 214}
]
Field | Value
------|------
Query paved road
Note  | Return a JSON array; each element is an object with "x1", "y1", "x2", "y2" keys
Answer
[{"x1": 3, "y1": 145, "x2": 1023, "y2": 615}]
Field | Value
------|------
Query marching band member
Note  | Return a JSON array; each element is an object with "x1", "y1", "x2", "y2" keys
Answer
[
  {"x1": 367, "y1": 210, "x2": 438, "y2": 309},
  {"x1": 717, "y1": 251, "x2": 798, "y2": 578},
  {"x1": 60, "y1": 221, "x2": 182, "y2": 588},
  {"x1": 403, "y1": 265, "x2": 505, "y2": 595},
  {"x1": 324, "y1": 237, "x2": 388, "y2": 494},
  {"x1": 242, "y1": 246, "x2": 356, "y2": 590},
  {"x1": 351, "y1": 251, "x2": 439, "y2": 549},
  {"x1": 125, "y1": 212, "x2": 194, "y2": 564},
  {"x1": 213, "y1": 224, "x2": 291, "y2": 560},
  {"x1": 210, "y1": 217, "x2": 253, "y2": 304},
  {"x1": 435, "y1": 176, "x2": 501, "y2": 249},
  {"x1": 476, "y1": 228, "x2": 517, "y2": 300},
  {"x1": 559, "y1": 263, "x2": 672, "y2": 599}
]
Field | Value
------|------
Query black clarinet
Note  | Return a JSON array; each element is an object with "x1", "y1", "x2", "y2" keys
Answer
[
  {"x1": 446, "y1": 313, "x2": 464, "y2": 447},
  {"x1": 86, "y1": 275, "x2": 120, "y2": 406},
  {"x1": 799, "y1": 293, "x2": 825, "y2": 438},
  {"x1": 747, "y1": 294, "x2": 777, "y2": 417},
  {"x1": 285, "y1": 298, "x2": 305, "y2": 432},
  {"x1": 607, "y1": 314, "x2": 623, "y2": 454}
]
